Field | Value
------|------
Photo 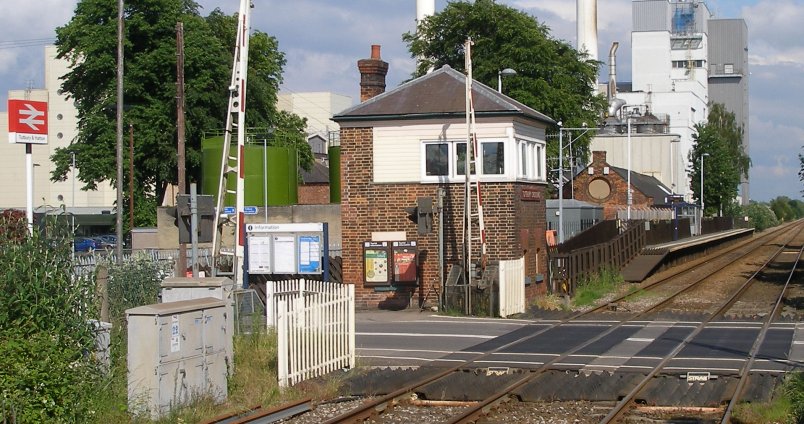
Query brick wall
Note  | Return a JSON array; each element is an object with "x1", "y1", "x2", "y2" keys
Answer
[
  {"x1": 341, "y1": 127, "x2": 548, "y2": 310},
  {"x1": 570, "y1": 151, "x2": 653, "y2": 220},
  {"x1": 298, "y1": 184, "x2": 330, "y2": 205}
]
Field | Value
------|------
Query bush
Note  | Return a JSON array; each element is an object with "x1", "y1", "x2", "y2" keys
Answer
[
  {"x1": 741, "y1": 203, "x2": 779, "y2": 231},
  {"x1": 0, "y1": 216, "x2": 100, "y2": 422},
  {"x1": 105, "y1": 254, "x2": 171, "y2": 327}
]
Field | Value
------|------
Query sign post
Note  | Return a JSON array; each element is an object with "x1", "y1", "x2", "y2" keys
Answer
[{"x1": 8, "y1": 100, "x2": 48, "y2": 234}]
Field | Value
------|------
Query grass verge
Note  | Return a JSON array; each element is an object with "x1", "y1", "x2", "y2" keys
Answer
[
  {"x1": 732, "y1": 372, "x2": 804, "y2": 424},
  {"x1": 572, "y1": 267, "x2": 626, "y2": 308},
  {"x1": 90, "y1": 328, "x2": 343, "y2": 423}
]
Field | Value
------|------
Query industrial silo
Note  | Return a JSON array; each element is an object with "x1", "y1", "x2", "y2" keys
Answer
[
  {"x1": 202, "y1": 136, "x2": 298, "y2": 207},
  {"x1": 328, "y1": 144, "x2": 341, "y2": 203}
]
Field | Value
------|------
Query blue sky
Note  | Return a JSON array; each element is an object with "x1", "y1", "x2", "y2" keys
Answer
[{"x1": 0, "y1": 0, "x2": 802, "y2": 202}]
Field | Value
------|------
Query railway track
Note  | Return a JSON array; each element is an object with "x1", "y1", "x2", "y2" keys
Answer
[
  {"x1": 600, "y1": 221, "x2": 803, "y2": 423},
  {"x1": 202, "y1": 399, "x2": 311, "y2": 424},
  {"x1": 298, "y1": 221, "x2": 804, "y2": 423}
]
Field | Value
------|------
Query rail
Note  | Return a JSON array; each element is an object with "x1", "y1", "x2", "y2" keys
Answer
[
  {"x1": 321, "y1": 221, "x2": 799, "y2": 423},
  {"x1": 600, "y1": 221, "x2": 804, "y2": 423},
  {"x1": 201, "y1": 398, "x2": 312, "y2": 424}
]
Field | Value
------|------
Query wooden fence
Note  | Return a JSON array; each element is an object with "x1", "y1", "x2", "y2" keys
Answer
[
  {"x1": 498, "y1": 257, "x2": 525, "y2": 318},
  {"x1": 276, "y1": 280, "x2": 355, "y2": 387},
  {"x1": 550, "y1": 221, "x2": 645, "y2": 295}
]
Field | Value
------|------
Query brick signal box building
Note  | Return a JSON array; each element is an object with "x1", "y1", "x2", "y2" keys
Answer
[{"x1": 333, "y1": 46, "x2": 555, "y2": 309}]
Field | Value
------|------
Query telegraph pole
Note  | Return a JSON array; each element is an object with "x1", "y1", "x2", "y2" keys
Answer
[
  {"x1": 115, "y1": 0, "x2": 124, "y2": 264},
  {"x1": 176, "y1": 22, "x2": 187, "y2": 276}
]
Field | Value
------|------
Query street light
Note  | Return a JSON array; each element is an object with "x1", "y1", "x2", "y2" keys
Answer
[
  {"x1": 497, "y1": 68, "x2": 517, "y2": 93},
  {"x1": 700, "y1": 152, "x2": 710, "y2": 233},
  {"x1": 626, "y1": 114, "x2": 632, "y2": 221},
  {"x1": 70, "y1": 151, "x2": 76, "y2": 208},
  {"x1": 557, "y1": 122, "x2": 594, "y2": 243}
]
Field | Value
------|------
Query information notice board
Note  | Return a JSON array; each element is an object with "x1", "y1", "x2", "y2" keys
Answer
[
  {"x1": 363, "y1": 241, "x2": 389, "y2": 284},
  {"x1": 392, "y1": 241, "x2": 417, "y2": 283},
  {"x1": 245, "y1": 223, "x2": 328, "y2": 277},
  {"x1": 363, "y1": 240, "x2": 418, "y2": 285}
]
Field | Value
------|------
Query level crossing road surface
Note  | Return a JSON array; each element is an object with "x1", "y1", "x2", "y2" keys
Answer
[{"x1": 356, "y1": 311, "x2": 804, "y2": 375}]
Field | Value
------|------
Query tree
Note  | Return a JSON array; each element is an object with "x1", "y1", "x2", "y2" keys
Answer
[
  {"x1": 403, "y1": 0, "x2": 607, "y2": 182},
  {"x1": 50, "y1": 0, "x2": 311, "y2": 226},
  {"x1": 798, "y1": 146, "x2": 804, "y2": 194},
  {"x1": 688, "y1": 103, "x2": 751, "y2": 216},
  {"x1": 740, "y1": 202, "x2": 779, "y2": 232}
]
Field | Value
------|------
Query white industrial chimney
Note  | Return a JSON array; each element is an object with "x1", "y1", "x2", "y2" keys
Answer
[
  {"x1": 577, "y1": 0, "x2": 599, "y2": 87},
  {"x1": 416, "y1": 0, "x2": 436, "y2": 73},
  {"x1": 417, "y1": 0, "x2": 435, "y2": 25}
]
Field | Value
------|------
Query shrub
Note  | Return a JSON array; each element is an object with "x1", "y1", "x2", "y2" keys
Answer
[
  {"x1": 0, "y1": 217, "x2": 100, "y2": 422},
  {"x1": 741, "y1": 203, "x2": 779, "y2": 232}
]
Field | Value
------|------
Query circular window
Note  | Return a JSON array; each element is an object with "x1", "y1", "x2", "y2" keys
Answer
[
  {"x1": 56, "y1": 113, "x2": 63, "y2": 120},
  {"x1": 57, "y1": 132, "x2": 64, "y2": 139},
  {"x1": 588, "y1": 178, "x2": 611, "y2": 200}
]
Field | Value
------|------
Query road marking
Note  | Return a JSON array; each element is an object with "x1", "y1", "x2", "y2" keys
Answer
[
  {"x1": 357, "y1": 332, "x2": 496, "y2": 339},
  {"x1": 359, "y1": 355, "x2": 467, "y2": 363},
  {"x1": 582, "y1": 322, "x2": 671, "y2": 373},
  {"x1": 358, "y1": 348, "x2": 483, "y2": 355}
]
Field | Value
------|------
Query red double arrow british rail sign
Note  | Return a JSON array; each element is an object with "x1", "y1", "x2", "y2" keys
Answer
[{"x1": 8, "y1": 100, "x2": 48, "y2": 145}]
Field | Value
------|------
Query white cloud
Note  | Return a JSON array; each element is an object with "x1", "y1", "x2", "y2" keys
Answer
[{"x1": 741, "y1": 0, "x2": 804, "y2": 67}]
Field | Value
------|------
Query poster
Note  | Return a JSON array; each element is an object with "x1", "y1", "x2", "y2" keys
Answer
[
  {"x1": 247, "y1": 235, "x2": 272, "y2": 274},
  {"x1": 364, "y1": 248, "x2": 388, "y2": 283},
  {"x1": 273, "y1": 235, "x2": 296, "y2": 274},
  {"x1": 298, "y1": 235, "x2": 321, "y2": 273},
  {"x1": 394, "y1": 250, "x2": 417, "y2": 282}
]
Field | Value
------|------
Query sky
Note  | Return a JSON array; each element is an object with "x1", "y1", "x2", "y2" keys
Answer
[{"x1": 0, "y1": 0, "x2": 802, "y2": 202}]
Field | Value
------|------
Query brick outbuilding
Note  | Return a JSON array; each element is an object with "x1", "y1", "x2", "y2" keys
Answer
[
  {"x1": 568, "y1": 151, "x2": 674, "y2": 220},
  {"x1": 333, "y1": 47, "x2": 555, "y2": 310}
]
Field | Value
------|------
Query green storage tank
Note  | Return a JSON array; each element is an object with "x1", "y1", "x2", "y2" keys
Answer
[
  {"x1": 202, "y1": 137, "x2": 298, "y2": 207},
  {"x1": 328, "y1": 145, "x2": 341, "y2": 203}
]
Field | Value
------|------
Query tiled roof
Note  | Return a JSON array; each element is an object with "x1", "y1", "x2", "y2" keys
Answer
[{"x1": 333, "y1": 65, "x2": 554, "y2": 125}]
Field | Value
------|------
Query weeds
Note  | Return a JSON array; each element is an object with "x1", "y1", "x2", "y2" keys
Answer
[
  {"x1": 733, "y1": 372, "x2": 803, "y2": 423},
  {"x1": 572, "y1": 268, "x2": 625, "y2": 308}
]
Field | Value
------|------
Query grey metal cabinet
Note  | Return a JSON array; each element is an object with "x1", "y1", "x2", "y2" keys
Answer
[{"x1": 127, "y1": 298, "x2": 232, "y2": 418}]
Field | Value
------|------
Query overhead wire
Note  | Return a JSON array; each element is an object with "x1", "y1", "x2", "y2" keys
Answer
[{"x1": 0, "y1": 38, "x2": 56, "y2": 50}]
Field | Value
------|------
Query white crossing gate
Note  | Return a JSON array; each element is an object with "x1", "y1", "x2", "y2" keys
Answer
[
  {"x1": 275, "y1": 281, "x2": 355, "y2": 387},
  {"x1": 499, "y1": 257, "x2": 525, "y2": 318}
]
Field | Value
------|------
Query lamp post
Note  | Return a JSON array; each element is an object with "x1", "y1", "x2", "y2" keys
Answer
[
  {"x1": 70, "y1": 151, "x2": 76, "y2": 208},
  {"x1": 557, "y1": 123, "x2": 594, "y2": 244},
  {"x1": 700, "y1": 152, "x2": 709, "y2": 233},
  {"x1": 497, "y1": 68, "x2": 517, "y2": 93},
  {"x1": 627, "y1": 115, "x2": 632, "y2": 221}
]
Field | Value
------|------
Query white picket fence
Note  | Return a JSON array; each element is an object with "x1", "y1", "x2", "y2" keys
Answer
[
  {"x1": 499, "y1": 257, "x2": 526, "y2": 318},
  {"x1": 274, "y1": 280, "x2": 355, "y2": 387}
]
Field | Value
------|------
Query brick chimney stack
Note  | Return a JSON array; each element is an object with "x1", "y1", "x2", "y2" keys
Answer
[{"x1": 358, "y1": 45, "x2": 389, "y2": 102}]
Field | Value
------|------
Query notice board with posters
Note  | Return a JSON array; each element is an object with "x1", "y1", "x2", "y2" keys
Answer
[
  {"x1": 363, "y1": 241, "x2": 389, "y2": 285},
  {"x1": 245, "y1": 223, "x2": 328, "y2": 278},
  {"x1": 392, "y1": 241, "x2": 418, "y2": 283}
]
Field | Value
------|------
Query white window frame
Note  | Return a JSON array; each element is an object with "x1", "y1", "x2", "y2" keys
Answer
[
  {"x1": 421, "y1": 141, "x2": 452, "y2": 183},
  {"x1": 479, "y1": 141, "x2": 504, "y2": 176},
  {"x1": 421, "y1": 136, "x2": 545, "y2": 183}
]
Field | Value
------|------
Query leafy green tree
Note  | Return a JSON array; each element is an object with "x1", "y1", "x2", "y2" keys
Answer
[
  {"x1": 769, "y1": 196, "x2": 795, "y2": 221},
  {"x1": 689, "y1": 103, "x2": 751, "y2": 216},
  {"x1": 740, "y1": 202, "x2": 779, "y2": 231},
  {"x1": 403, "y1": 0, "x2": 607, "y2": 182},
  {"x1": 799, "y1": 147, "x2": 803, "y2": 196},
  {"x1": 50, "y1": 0, "x2": 311, "y2": 226}
]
